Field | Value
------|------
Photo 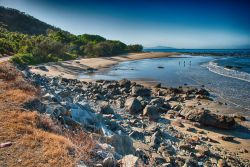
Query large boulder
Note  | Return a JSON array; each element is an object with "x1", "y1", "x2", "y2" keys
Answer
[
  {"x1": 125, "y1": 97, "x2": 143, "y2": 114},
  {"x1": 200, "y1": 112, "x2": 235, "y2": 129},
  {"x1": 102, "y1": 155, "x2": 117, "y2": 167},
  {"x1": 143, "y1": 105, "x2": 160, "y2": 121},
  {"x1": 131, "y1": 86, "x2": 151, "y2": 97},
  {"x1": 196, "y1": 88, "x2": 210, "y2": 96},
  {"x1": 23, "y1": 98, "x2": 47, "y2": 113},
  {"x1": 129, "y1": 130, "x2": 145, "y2": 141},
  {"x1": 99, "y1": 101, "x2": 114, "y2": 114},
  {"x1": 106, "y1": 134, "x2": 135, "y2": 156},
  {"x1": 114, "y1": 97, "x2": 125, "y2": 108},
  {"x1": 150, "y1": 98, "x2": 164, "y2": 108},
  {"x1": 180, "y1": 108, "x2": 235, "y2": 129},
  {"x1": 119, "y1": 78, "x2": 131, "y2": 88}
]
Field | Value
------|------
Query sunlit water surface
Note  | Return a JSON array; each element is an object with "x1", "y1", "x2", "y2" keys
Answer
[{"x1": 79, "y1": 55, "x2": 250, "y2": 115}]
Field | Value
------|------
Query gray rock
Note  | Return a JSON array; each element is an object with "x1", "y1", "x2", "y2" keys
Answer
[
  {"x1": 23, "y1": 98, "x2": 47, "y2": 113},
  {"x1": 136, "y1": 96, "x2": 148, "y2": 107},
  {"x1": 114, "y1": 98, "x2": 125, "y2": 108},
  {"x1": 143, "y1": 105, "x2": 160, "y2": 121},
  {"x1": 162, "y1": 102, "x2": 171, "y2": 110},
  {"x1": 125, "y1": 97, "x2": 143, "y2": 114},
  {"x1": 95, "y1": 93, "x2": 104, "y2": 100},
  {"x1": 107, "y1": 120, "x2": 126, "y2": 133},
  {"x1": 102, "y1": 155, "x2": 117, "y2": 167},
  {"x1": 131, "y1": 86, "x2": 151, "y2": 97},
  {"x1": 172, "y1": 104, "x2": 182, "y2": 111},
  {"x1": 129, "y1": 130, "x2": 144, "y2": 141},
  {"x1": 150, "y1": 131, "x2": 162, "y2": 149},
  {"x1": 135, "y1": 149, "x2": 149, "y2": 164},
  {"x1": 119, "y1": 78, "x2": 131, "y2": 88},
  {"x1": 36, "y1": 65, "x2": 48, "y2": 71},
  {"x1": 107, "y1": 135, "x2": 135, "y2": 156},
  {"x1": 150, "y1": 98, "x2": 164, "y2": 107},
  {"x1": 195, "y1": 145, "x2": 210, "y2": 156},
  {"x1": 100, "y1": 102, "x2": 114, "y2": 114},
  {"x1": 154, "y1": 83, "x2": 161, "y2": 88},
  {"x1": 151, "y1": 153, "x2": 166, "y2": 165},
  {"x1": 219, "y1": 135, "x2": 235, "y2": 142},
  {"x1": 196, "y1": 88, "x2": 210, "y2": 96},
  {"x1": 180, "y1": 108, "x2": 235, "y2": 129}
]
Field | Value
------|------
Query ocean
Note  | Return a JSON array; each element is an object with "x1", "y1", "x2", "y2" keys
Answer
[
  {"x1": 143, "y1": 48, "x2": 250, "y2": 55},
  {"x1": 79, "y1": 49, "x2": 250, "y2": 115}
]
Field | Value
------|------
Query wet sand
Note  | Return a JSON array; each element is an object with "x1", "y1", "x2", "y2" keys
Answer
[{"x1": 30, "y1": 52, "x2": 179, "y2": 79}]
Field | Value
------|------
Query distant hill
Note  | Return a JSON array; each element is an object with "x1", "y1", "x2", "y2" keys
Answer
[
  {"x1": 0, "y1": 6, "x2": 59, "y2": 35},
  {"x1": 144, "y1": 46, "x2": 177, "y2": 49}
]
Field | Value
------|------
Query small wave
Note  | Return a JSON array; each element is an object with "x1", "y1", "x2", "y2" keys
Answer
[{"x1": 203, "y1": 61, "x2": 250, "y2": 83}]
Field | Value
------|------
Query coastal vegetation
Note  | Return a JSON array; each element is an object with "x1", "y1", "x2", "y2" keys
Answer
[{"x1": 0, "y1": 6, "x2": 143, "y2": 65}]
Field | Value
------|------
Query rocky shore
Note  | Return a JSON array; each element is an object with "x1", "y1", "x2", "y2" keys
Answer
[{"x1": 23, "y1": 71, "x2": 250, "y2": 167}]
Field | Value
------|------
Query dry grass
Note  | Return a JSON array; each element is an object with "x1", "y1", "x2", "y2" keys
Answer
[
  {"x1": 0, "y1": 110, "x2": 75, "y2": 167},
  {"x1": 0, "y1": 62, "x2": 95, "y2": 167}
]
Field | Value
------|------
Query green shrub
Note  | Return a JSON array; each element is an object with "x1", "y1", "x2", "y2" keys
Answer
[{"x1": 11, "y1": 53, "x2": 35, "y2": 65}]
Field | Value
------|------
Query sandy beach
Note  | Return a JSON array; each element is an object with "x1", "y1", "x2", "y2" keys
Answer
[{"x1": 30, "y1": 52, "x2": 179, "y2": 79}]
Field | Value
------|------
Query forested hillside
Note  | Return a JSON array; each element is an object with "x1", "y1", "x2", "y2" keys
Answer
[
  {"x1": 0, "y1": 6, "x2": 59, "y2": 35},
  {"x1": 0, "y1": 6, "x2": 143, "y2": 65}
]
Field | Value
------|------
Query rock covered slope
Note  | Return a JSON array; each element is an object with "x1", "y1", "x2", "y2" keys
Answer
[{"x1": 22, "y1": 69, "x2": 250, "y2": 167}]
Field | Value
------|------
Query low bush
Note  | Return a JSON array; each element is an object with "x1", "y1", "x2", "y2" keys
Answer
[{"x1": 11, "y1": 52, "x2": 77, "y2": 65}]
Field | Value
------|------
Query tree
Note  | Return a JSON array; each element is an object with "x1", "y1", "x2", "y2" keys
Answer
[
  {"x1": 77, "y1": 34, "x2": 106, "y2": 44},
  {"x1": 127, "y1": 44, "x2": 143, "y2": 52},
  {"x1": 93, "y1": 42, "x2": 112, "y2": 57}
]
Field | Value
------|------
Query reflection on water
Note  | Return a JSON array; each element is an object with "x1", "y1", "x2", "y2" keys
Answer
[{"x1": 78, "y1": 55, "x2": 250, "y2": 114}]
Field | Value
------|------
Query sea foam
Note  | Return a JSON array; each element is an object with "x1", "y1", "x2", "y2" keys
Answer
[{"x1": 204, "y1": 61, "x2": 250, "y2": 83}]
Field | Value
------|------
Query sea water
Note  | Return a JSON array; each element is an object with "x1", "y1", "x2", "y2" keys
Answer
[{"x1": 79, "y1": 52, "x2": 250, "y2": 115}]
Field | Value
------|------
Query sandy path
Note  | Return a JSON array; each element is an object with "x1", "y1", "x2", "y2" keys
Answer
[
  {"x1": 30, "y1": 52, "x2": 179, "y2": 79},
  {"x1": 0, "y1": 56, "x2": 12, "y2": 63}
]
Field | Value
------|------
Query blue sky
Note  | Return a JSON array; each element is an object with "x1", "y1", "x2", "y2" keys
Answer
[{"x1": 1, "y1": 0, "x2": 250, "y2": 48}]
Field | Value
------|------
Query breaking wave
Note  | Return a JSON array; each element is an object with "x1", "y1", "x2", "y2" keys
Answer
[{"x1": 204, "y1": 61, "x2": 250, "y2": 83}]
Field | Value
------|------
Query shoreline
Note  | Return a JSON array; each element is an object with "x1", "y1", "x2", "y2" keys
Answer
[
  {"x1": 30, "y1": 52, "x2": 180, "y2": 79},
  {"x1": 2, "y1": 62, "x2": 250, "y2": 166},
  {"x1": 29, "y1": 73, "x2": 250, "y2": 166},
  {"x1": 30, "y1": 52, "x2": 250, "y2": 117}
]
